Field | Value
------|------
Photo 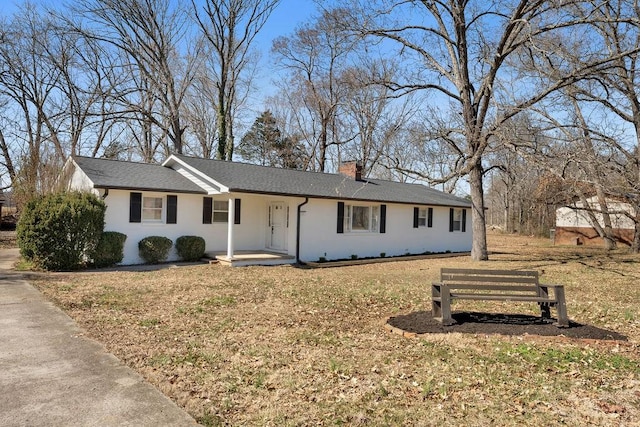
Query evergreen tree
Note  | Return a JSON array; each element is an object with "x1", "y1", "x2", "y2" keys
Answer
[{"x1": 238, "y1": 111, "x2": 306, "y2": 169}]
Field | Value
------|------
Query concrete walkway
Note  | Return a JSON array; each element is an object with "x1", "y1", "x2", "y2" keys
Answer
[{"x1": 0, "y1": 250, "x2": 198, "y2": 426}]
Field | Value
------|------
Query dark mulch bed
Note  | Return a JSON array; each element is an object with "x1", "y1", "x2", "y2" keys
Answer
[{"x1": 387, "y1": 310, "x2": 628, "y2": 341}]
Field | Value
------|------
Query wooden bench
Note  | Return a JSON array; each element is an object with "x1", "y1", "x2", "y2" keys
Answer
[{"x1": 431, "y1": 268, "x2": 569, "y2": 327}]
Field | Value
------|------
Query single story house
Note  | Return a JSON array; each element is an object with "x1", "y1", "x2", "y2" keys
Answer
[
  {"x1": 65, "y1": 154, "x2": 473, "y2": 266},
  {"x1": 554, "y1": 196, "x2": 635, "y2": 246}
]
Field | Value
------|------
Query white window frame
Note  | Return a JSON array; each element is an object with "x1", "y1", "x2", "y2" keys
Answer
[
  {"x1": 418, "y1": 208, "x2": 428, "y2": 227},
  {"x1": 142, "y1": 196, "x2": 163, "y2": 222},
  {"x1": 213, "y1": 199, "x2": 229, "y2": 223},
  {"x1": 452, "y1": 208, "x2": 463, "y2": 231},
  {"x1": 344, "y1": 204, "x2": 379, "y2": 233}
]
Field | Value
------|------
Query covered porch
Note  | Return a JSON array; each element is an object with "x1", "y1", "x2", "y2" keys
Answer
[{"x1": 212, "y1": 193, "x2": 301, "y2": 267}]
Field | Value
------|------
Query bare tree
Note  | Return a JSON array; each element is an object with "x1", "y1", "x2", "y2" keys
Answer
[
  {"x1": 337, "y1": 0, "x2": 638, "y2": 260},
  {"x1": 68, "y1": 0, "x2": 195, "y2": 157},
  {"x1": 193, "y1": 0, "x2": 280, "y2": 161},
  {"x1": 272, "y1": 8, "x2": 358, "y2": 171},
  {"x1": 338, "y1": 60, "x2": 418, "y2": 178},
  {"x1": 0, "y1": 5, "x2": 65, "y2": 205},
  {"x1": 561, "y1": 0, "x2": 640, "y2": 252}
]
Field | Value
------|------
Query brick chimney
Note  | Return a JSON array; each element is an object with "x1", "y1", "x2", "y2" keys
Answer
[{"x1": 338, "y1": 161, "x2": 363, "y2": 181}]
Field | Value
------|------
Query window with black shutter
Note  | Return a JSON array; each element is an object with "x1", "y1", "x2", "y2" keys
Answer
[
  {"x1": 234, "y1": 198, "x2": 241, "y2": 224},
  {"x1": 129, "y1": 192, "x2": 142, "y2": 223},
  {"x1": 166, "y1": 195, "x2": 177, "y2": 224},
  {"x1": 203, "y1": 197, "x2": 212, "y2": 224}
]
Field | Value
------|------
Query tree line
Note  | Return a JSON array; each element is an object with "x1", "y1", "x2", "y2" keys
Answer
[{"x1": 1, "y1": 0, "x2": 639, "y2": 257}]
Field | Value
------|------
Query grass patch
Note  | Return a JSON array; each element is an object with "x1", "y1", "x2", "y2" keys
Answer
[{"x1": 31, "y1": 232, "x2": 640, "y2": 425}]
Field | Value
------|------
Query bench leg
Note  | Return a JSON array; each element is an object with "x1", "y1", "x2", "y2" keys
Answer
[
  {"x1": 537, "y1": 286, "x2": 552, "y2": 319},
  {"x1": 440, "y1": 286, "x2": 454, "y2": 326},
  {"x1": 431, "y1": 284, "x2": 442, "y2": 318},
  {"x1": 554, "y1": 286, "x2": 569, "y2": 328},
  {"x1": 431, "y1": 284, "x2": 454, "y2": 326}
]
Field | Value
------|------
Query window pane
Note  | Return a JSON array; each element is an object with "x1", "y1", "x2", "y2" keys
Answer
[
  {"x1": 143, "y1": 197, "x2": 162, "y2": 209},
  {"x1": 418, "y1": 208, "x2": 427, "y2": 227},
  {"x1": 213, "y1": 200, "x2": 228, "y2": 211},
  {"x1": 142, "y1": 209, "x2": 162, "y2": 221},
  {"x1": 371, "y1": 206, "x2": 379, "y2": 232},
  {"x1": 352, "y1": 206, "x2": 369, "y2": 230},
  {"x1": 212, "y1": 200, "x2": 229, "y2": 223},
  {"x1": 453, "y1": 209, "x2": 462, "y2": 231},
  {"x1": 344, "y1": 205, "x2": 351, "y2": 232},
  {"x1": 213, "y1": 212, "x2": 228, "y2": 222},
  {"x1": 142, "y1": 197, "x2": 163, "y2": 221}
]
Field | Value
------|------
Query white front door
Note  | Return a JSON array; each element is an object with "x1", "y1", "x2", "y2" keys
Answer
[{"x1": 268, "y1": 202, "x2": 287, "y2": 251}]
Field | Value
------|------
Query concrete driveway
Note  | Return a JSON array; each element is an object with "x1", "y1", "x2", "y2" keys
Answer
[{"x1": 0, "y1": 249, "x2": 198, "y2": 426}]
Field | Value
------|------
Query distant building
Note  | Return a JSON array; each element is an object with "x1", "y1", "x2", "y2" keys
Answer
[{"x1": 554, "y1": 196, "x2": 635, "y2": 246}]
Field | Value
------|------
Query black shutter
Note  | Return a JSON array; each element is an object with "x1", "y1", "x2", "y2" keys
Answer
[
  {"x1": 203, "y1": 197, "x2": 212, "y2": 224},
  {"x1": 380, "y1": 204, "x2": 386, "y2": 233},
  {"x1": 413, "y1": 207, "x2": 419, "y2": 228},
  {"x1": 337, "y1": 202, "x2": 345, "y2": 233},
  {"x1": 166, "y1": 195, "x2": 177, "y2": 224},
  {"x1": 427, "y1": 207, "x2": 433, "y2": 228},
  {"x1": 461, "y1": 209, "x2": 467, "y2": 232},
  {"x1": 129, "y1": 192, "x2": 142, "y2": 223},
  {"x1": 234, "y1": 198, "x2": 241, "y2": 224},
  {"x1": 449, "y1": 208, "x2": 454, "y2": 232}
]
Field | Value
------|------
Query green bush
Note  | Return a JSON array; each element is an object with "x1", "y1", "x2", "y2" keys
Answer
[
  {"x1": 17, "y1": 192, "x2": 105, "y2": 271},
  {"x1": 93, "y1": 231, "x2": 127, "y2": 268},
  {"x1": 175, "y1": 235, "x2": 206, "y2": 261},
  {"x1": 138, "y1": 236, "x2": 173, "y2": 264}
]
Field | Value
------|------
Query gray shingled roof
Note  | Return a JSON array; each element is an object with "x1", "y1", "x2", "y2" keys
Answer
[
  {"x1": 173, "y1": 155, "x2": 470, "y2": 207},
  {"x1": 73, "y1": 156, "x2": 206, "y2": 194}
]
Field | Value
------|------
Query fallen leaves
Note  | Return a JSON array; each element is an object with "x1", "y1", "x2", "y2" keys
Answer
[{"x1": 30, "y1": 232, "x2": 640, "y2": 426}]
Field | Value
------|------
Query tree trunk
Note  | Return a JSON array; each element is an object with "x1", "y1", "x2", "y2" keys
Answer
[
  {"x1": 595, "y1": 189, "x2": 617, "y2": 250},
  {"x1": 216, "y1": 102, "x2": 227, "y2": 160},
  {"x1": 469, "y1": 161, "x2": 488, "y2": 261},
  {"x1": 632, "y1": 210, "x2": 640, "y2": 254}
]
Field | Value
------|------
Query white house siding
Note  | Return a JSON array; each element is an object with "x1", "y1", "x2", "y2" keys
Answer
[
  {"x1": 297, "y1": 199, "x2": 472, "y2": 262},
  {"x1": 103, "y1": 189, "x2": 205, "y2": 264},
  {"x1": 68, "y1": 163, "x2": 98, "y2": 194},
  {"x1": 102, "y1": 190, "x2": 300, "y2": 264},
  {"x1": 91, "y1": 188, "x2": 471, "y2": 265}
]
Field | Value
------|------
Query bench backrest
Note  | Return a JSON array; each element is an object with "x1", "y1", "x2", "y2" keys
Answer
[
  {"x1": 440, "y1": 268, "x2": 540, "y2": 291},
  {"x1": 441, "y1": 268, "x2": 538, "y2": 283}
]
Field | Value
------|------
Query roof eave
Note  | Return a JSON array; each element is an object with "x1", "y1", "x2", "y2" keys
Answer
[
  {"x1": 94, "y1": 185, "x2": 207, "y2": 195},
  {"x1": 228, "y1": 188, "x2": 471, "y2": 207}
]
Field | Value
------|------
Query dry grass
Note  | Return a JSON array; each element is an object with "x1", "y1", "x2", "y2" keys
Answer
[{"x1": 32, "y1": 233, "x2": 640, "y2": 426}]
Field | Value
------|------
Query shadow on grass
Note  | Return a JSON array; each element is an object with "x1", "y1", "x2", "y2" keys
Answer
[{"x1": 387, "y1": 310, "x2": 628, "y2": 341}]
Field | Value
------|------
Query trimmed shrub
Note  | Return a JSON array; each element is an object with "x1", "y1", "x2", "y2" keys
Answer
[
  {"x1": 138, "y1": 236, "x2": 173, "y2": 264},
  {"x1": 93, "y1": 231, "x2": 127, "y2": 268},
  {"x1": 175, "y1": 235, "x2": 206, "y2": 261},
  {"x1": 16, "y1": 192, "x2": 105, "y2": 271}
]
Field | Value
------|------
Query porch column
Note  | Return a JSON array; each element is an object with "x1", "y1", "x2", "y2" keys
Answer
[{"x1": 227, "y1": 197, "x2": 235, "y2": 259}]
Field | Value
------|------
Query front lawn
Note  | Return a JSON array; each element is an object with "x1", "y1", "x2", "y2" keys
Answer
[{"x1": 33, "y1": 233, "x2": 640, "y2": 426}]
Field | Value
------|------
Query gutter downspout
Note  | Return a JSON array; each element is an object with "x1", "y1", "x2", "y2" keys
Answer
[
  {"x1": 101, "y1": 188, "x2": 109, "y2": 199},
  {"x1": 296, "y1": 197, "x2": 309, "y2": 264}
]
